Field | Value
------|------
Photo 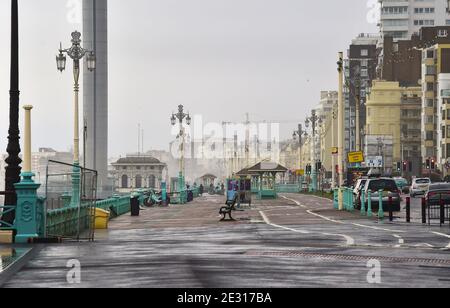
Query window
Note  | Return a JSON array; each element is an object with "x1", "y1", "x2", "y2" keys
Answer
[
  {"x1": 443, "y1": 126, "x2": 446, "y2": 139},
  {"x1": 427, "y1": 99, "x2": 434, "y2": 107},
  {"x1": 361, "y1": 49, "x2": 368, "y2": 57},
  {"x1": 427, "y1": 83, "x2": 434, "y2": 92},
  {"x1": 121, "y1": 175, "x2": 128, "y2": 188},
  {"x1": 426, "y1": 131, "x2": 434, "y2": 140},
  {"x1": 447, "y1": 126, "x2": 450, "y2": 139},
  {"x1": 427, "y1": 50, "x2": 435, "y2": 59},
  {"x1": 360, "y1": 59, "x2": 368, "y2": 67},
  {"x1": 438, "y1": 30, "x2": 449, "y2": 38},
  {"x1": 135, "y1": 175, "x2": 142, "y2": 189}
]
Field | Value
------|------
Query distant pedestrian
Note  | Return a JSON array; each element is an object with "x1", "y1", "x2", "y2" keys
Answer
[{"x1": 199, "y1": 184, "x2": 204, "y2": 196}]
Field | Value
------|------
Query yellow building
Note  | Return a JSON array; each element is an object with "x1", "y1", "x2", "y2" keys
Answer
[{"x1": 366, "y1": 80, "x2": 422, "y2": 166}]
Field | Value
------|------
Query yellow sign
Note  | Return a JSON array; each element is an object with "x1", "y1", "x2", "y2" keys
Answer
[
  {"x1": 295, "y1": 169, "x2": 305, "y2": 176},
  {"x1": 332, "y1": 147, "x2": 338, "y2": 155},
  {"x1": 348, "y1": 151, "x2": 364, "y2": 163}
]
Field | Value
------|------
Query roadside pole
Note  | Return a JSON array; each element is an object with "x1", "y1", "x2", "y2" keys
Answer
[{"x1": 337, "y1": 52, "x2": 344, "y2": 209}]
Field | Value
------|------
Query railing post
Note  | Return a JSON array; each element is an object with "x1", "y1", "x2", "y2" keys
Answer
[
  {"x1": 334, "y1": 189, "x2": 339, "y2": 209},
  {"x1": 406, "y1": 197, "x2": 411, "y2": 223},
  {"x1": 388, "y1": 196, "x2": 394, "y2": 222},
  {"x1": 378, "y1": 189, "x2": 384, "y2": 221},
  {"x1": 349, "y1": 188, "x2": 354, "y2": 212},
  {"x1": 421, "y1": 197, "x2": 427, "y2": 224},
  {"x1": 14, "y1": 105, "x2": 41, "y2": 244},
  {"x1": 367, "y1": 191, "x2": 372, "y2": 218},
  {"x1": 361, "y1": 190, "x2": 366, "y2": 216},
  {"x1": 440, "y1": 198, "x2": 445, "y2": 226}
]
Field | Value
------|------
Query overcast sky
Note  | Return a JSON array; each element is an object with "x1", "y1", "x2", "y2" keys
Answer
[{"x1": 0, "y1": 0, "x2": 377, "y2": 157}]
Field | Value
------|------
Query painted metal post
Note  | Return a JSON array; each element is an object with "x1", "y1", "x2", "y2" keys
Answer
[
  {"x1": 349, "y1": 187, "x2": 354, "y2": 212},
  {"x1": 361, "y1": 190, "x2": 366, "y2": 216},
  {"x1": 334, "y1": 188, "x2": 339, "y2": 209},
  {"x1": 367, "y1": 191, "x2": 372, "y2": 217},
  {"x1": 378, "y1": 189, "x2": 384, "y2": 221},
  {"x1": 161, "y1": 181, "x2": 167, "y2": 204},
  {"x1": 338, "y1": 187, "x2": 344, "y2": 211},
  {"x1": 14, "y1": 106, "x2": 41, "y2": 243}
]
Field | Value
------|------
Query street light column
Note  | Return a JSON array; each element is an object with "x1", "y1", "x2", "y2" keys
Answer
[{"x1": 57, "y1": 31, "x2": 96, "y2": 208}]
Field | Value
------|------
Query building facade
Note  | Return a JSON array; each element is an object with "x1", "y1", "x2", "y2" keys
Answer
[
  {"x1": 421, "y1": 42, "x2": 450, "y2": 163},
  {"x1": 345, "y1": 34, "x2": 379, "y2": 155},
  {"x1": 379, "y1": 0, "x2": 450, "y2": 41},
  {"x1": 111, "y1": 155, "x2": 167, "y2": 193}
]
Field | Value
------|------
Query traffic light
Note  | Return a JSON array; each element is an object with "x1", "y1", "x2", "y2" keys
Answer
[
  {"x1": 316, "y1": 161, "x2": 322, "y2": 171},
  {"x1": 426, "y1": 159, "x2": 431, "y2": 170},
  {"x1": 306, "y1": 164, "x2": 311, "y2": 175},
  {"x1": 403, "y1": 161, "x2": 407, "y2": 172},
  {"x1": 431, "y1": 159, "x2": 436, "y2": 170},
  {"x1": 397, "y1": 162, "x2": 401, "y2": 172},
  {"x1": 409, "y1": 161, "x2": 413, "y2": 173}
]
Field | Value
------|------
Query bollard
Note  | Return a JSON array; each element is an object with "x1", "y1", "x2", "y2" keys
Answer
[
  {"x1": 349, "y1": 188, "x2": 354, "y2": 212},
  {"x1": 334, "y1": 189, "x2": 338, "y2": 209},
  {"x1": 406, "y1": 197, "x2": 411, "y2": 223},
  {"x1": 388, "y1": 196, "x2": 394, "y2": 222},
  {"x1": 361, "y1": 190, "x2": 366, "y2": 216},
  {"x1": 440, "y1": 198, "x2": 445, "y2": 226},
  {"x1": 378, "y1": 189, "x2": 384, "y2": 221},
  {"x1": 421, "y1": 197, "x2": 427, "y2": 224},
  {"x1": 338, "y1": 188, "x2": 344, "y2": 211},
  {"x1": 367, "y1": 191, "x2": 373, "y2": 218}
]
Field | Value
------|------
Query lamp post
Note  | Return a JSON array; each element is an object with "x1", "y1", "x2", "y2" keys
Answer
[
  {"x1": 171, "y1": 105, "x2": 191, "y2": 203},
  {"x1": 2, "y1": 0, "x2": 21, "y2": 226},
  {"x1": 56, "y1": 31, "x2": 96, "y2": 207},
  {"x1": 305, "y1": 110, "x2": 323, "y2": 192},
  {"x1": 293, "y1": 124, "x2": 305, "y2": 183}
]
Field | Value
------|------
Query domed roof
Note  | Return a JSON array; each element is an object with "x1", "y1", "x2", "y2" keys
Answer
[{"x1": 114, "y1": 156, "x2": 162, "y2": 165}]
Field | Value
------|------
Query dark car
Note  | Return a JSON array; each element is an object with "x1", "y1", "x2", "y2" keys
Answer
[
  {"x1": 425, "y1": 183, "x2": 450, "y2": 206},
  {"x1": 363, "y1": 178, "x2": 401, "y2": 212}
]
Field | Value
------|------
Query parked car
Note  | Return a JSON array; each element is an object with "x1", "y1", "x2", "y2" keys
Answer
[
  {"x1": 394, "y1": 177, "x2": 409, "y2": 194},
  {"x1": 425, "y1": 183, "x2": 450, "y2": 206},
  {"x1": 362, "y1": 178, "x2": 401, "y2": 212},
  {"x1": 410, "y1": 178, "x2": 431, "y2": 198}
]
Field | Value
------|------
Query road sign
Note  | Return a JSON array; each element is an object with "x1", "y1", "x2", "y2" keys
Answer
[
  {"x1": 332, "y1": 147, "x2": 338, "y2": 155},
  {"x1": 348, "y1": 151, "x2": 364, "y2": 164},
  {"x1": 366, "y1": 156, "x2": 383, "y2": 168}
]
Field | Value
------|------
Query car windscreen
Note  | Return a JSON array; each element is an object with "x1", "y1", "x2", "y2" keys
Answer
[
  {"x1": 368, "y1": 180, "x2": 398, "y2": 192},
  {"x1": 415, "y1": 179, "x2": 430, "y2": 184}
]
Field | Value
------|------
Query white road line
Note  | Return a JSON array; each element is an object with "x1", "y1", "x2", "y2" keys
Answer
[
  {"x1": 430, "y1": 232, "x2": 450, "y2": 249},
  {"x1": 282, "y1": 195, "x2": 405, "y2": 233},
  {"x1": 259, "y1": 211, "x2": 355, "y2": 246}
]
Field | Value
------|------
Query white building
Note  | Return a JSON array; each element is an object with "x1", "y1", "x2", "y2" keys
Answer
[
  {"x1": 380, "y1": 0, "x2": 450, "y2": 41},
  {"x1": 437, "y1": 73, "x2": 450, "y2": 173}
]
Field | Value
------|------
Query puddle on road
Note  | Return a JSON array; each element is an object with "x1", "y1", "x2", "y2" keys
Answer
[{"x1": 0, "y1": 248, "x2": 30, "y2": 273}]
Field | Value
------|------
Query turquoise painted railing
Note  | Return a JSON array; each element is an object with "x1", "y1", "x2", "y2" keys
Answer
[
  {"x1": 342, "y1": 187, "x2": 354, "y2": 212},
  {"x1": 333, "y1": 188, "x2": 339, "y2": 209},
  {"x1": 96, "y1": 195, "x2": 131, "y2": 217}
]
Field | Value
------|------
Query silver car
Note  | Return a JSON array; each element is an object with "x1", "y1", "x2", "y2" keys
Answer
[
  {"x1": 363, "y1": 178, "x2": 401, "y2": 212},
  {"x1": 410, "y1": 178, "x2": 431, "y2": 198}
]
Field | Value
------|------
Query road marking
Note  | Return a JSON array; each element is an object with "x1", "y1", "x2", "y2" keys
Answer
[
  {"x1": 282, "y1": 195, "x2": 406, "y2": 233},
  {"x1": 259, "y1": 211, "x2": 355, "y2": 246},
  {"x1": 430, "y1": 232, "x2": 450, "y2": 249},
  {"x1": 393, "y1": 234, "x2": 405, "y2": 247}
]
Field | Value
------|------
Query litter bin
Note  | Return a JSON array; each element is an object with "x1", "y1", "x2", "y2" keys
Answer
[
  {"x1": 131, "y1": 196, "x2": 140, "y2": 216},
  {"x1": 92, "y1": 208, "x2": 110, "y2": 230}
]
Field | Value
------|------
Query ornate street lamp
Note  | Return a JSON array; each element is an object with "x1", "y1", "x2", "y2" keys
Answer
[
  {"x1": 2, "y1": 0, "x2": 21, "y2": 225},
  {"x1": 170, "y1": 105, "x2": 191, "y2": 203},
  {"x1": 305, "y1": 110, "x2": 324, "y2": 192},
  {"x1": 57, "y1": 31, "x2": 96, "y2": 207}
]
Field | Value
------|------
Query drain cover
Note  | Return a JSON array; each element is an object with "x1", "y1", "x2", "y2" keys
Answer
[
  {"x1": 0, "y1": 248, "x2": 30, "y2": 273},
  {"x1": 245, "y1": 250, "x2": 450, "y2": 266}
]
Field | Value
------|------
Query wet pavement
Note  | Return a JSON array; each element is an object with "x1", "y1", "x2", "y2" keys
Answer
[{"x1": 1, "y1": 194, "x2": 449, "y2": 288}]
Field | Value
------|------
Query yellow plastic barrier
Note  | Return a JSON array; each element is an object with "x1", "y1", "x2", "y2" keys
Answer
[{"x1": 92, "y1": 208, "x2": 111, "y2": 230}]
